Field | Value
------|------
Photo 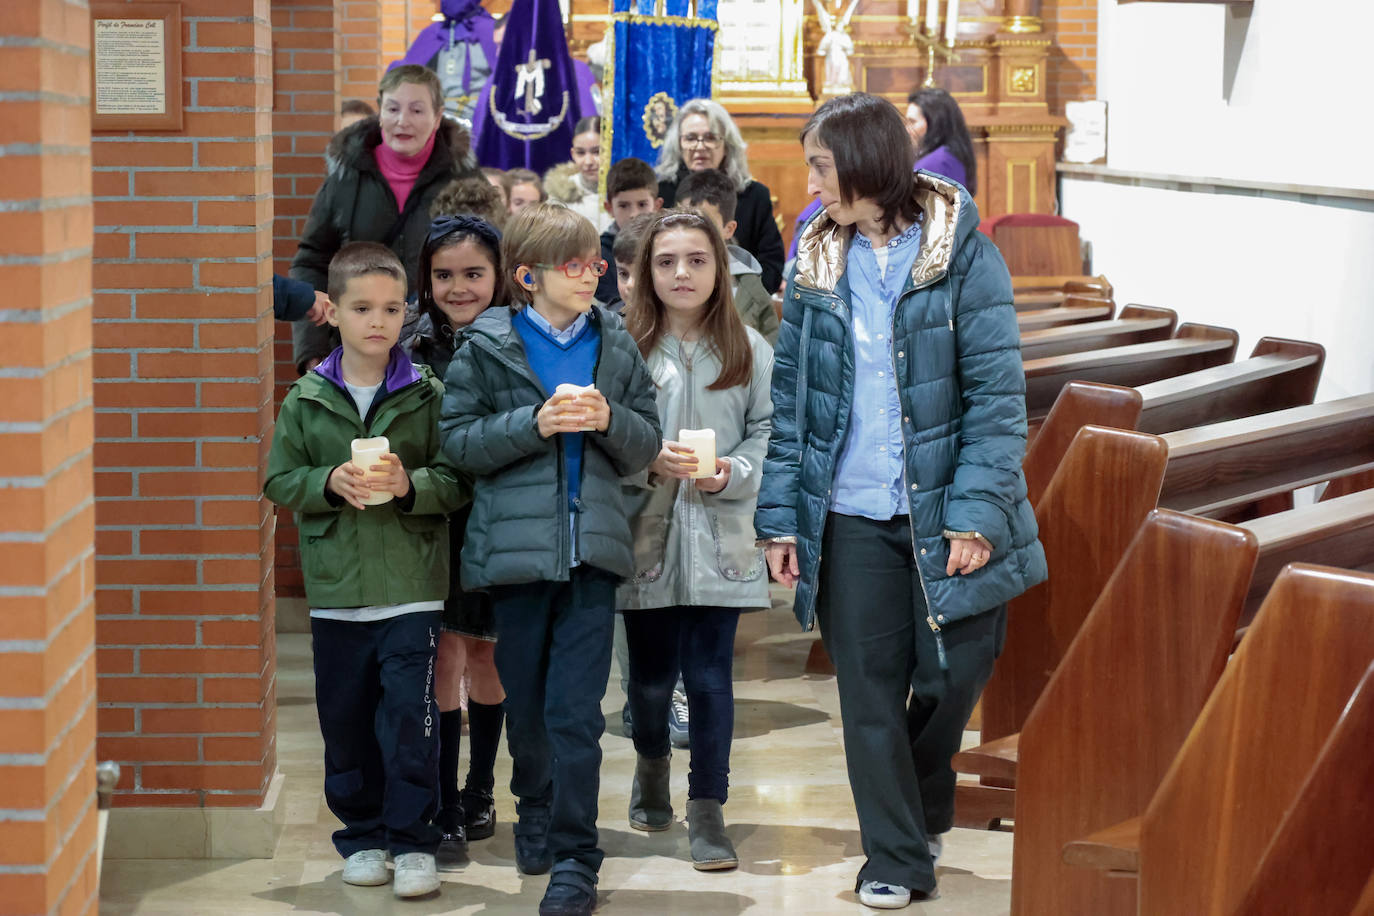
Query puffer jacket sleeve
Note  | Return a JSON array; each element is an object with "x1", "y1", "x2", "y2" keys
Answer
[
  {"x1": 263, "y1": 388, "x2": 339, "y2": 514},
  {"x1": 715, "y1": 338, "x2": 774, "y2": 502},
  {"x1": 403, "y1": 378, "x2": 470, "y2": 516},
  {"x1": 943, "y1": 233, "x2": 1026, "y2": 552},
  {"x1": 439, "y1": 342, "x2": 553, "y2": 475},
  {"x1": 592, "y1": 336, "x2": 662, "y2": 477},
  {"x1": 754, "y1": 269, "x2": 803, "y2": 538}
]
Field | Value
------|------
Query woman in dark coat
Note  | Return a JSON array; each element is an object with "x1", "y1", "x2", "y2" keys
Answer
[
  {"x1": 655, "y1": 98, "x2": 785, "y2": 295},
  {"x1": 290, "y1": 65, "x2": 479, "y2": 371},
  {"x1": 756, "y1": 92, "x2": 1046, "y2": 910}
]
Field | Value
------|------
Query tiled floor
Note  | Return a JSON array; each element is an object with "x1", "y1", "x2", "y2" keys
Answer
[{"x1": 101, "y1": 590, "x2": 1012, "y2": 914}]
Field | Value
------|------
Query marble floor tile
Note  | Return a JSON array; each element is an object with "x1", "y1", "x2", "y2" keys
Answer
[{"x1": 101, "y1": 589, "x2": 1012, "y2": 914}]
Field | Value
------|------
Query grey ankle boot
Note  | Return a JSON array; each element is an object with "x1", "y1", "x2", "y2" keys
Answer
[
  {"x1": 686, "y1": 798, "x2": 738, "y2": 871},
  {"x1": 628, "y1": 754, "x2": 673, "y2": 831}
]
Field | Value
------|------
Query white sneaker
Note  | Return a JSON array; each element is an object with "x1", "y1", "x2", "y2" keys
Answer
[
  {"x1": 859, "y1": 880, "x2": 911, "y2": 909},
  {"x1": 928, "y1": 833, "x2": 944, "y2": 865},
  {"x1": 341, "y1": 848, "x2": 389, "y2": 886},
  {"x1": 393, "y1": 851, "x2": 440, "y2": 898}
]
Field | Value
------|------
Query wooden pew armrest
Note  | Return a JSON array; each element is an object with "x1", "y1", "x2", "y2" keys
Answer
[
  {"x1": 1062, "y1": 816, "x2": 1142, "y2": 875},
  {"x1": 951, "y1": 733, "x2": 1020, "y2": 782}
]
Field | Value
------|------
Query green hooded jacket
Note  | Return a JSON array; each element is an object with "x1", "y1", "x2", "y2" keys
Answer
[{"x1": 264, "y1": 348, "x2": 468, "y2": 608}]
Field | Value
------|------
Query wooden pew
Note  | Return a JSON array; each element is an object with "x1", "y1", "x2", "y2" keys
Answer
[
  {"x1": 1060, "y1": 563, "x2": 1374, "y2": 916},
  {"x1": 1016, "y1": 294, "x2": 1115, "y2": 332},
  {"x1": 1019, "y1": 305, "x2": 1176, "y2": 361},
  {"x1": 1023, "y1": 337, "x2": 1325, "y2": 503},
  {"x1": 1230, "y1": 660, "x2": 1374, "y2": 916},
  {"x1": 1002, "y1": 510, "x2": 1258, "y2": 916},
  {"x1": 1024, "y1": 323, "x2": 1239, "y2": 421},
  {"x1": 961, "y1": 416, "x2": 1374, "y2": 828},
  {"x1": 1012, "y1": 274, "x2": 1112, "y2": 296},
  {"x1": 1158, "y1": 394, "x2": 1374, "y2": 520},
  {"x1": 955, "y1": 426, "x2": 1169, "y2": 829}
]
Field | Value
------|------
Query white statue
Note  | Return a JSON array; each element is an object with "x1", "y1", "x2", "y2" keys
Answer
[{"x1": 813, "y1": 0, "x2": 861, "y2": 94}]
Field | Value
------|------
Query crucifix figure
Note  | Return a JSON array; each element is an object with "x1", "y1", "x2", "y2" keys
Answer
[{"x1": 514, "y1": 48, "x2": 551, "y2": 116}]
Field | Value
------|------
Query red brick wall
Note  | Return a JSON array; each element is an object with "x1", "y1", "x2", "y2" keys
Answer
[
  {"x1": 91, "y1": 0, "x2": 278, "y2": 809},
  {"x1": 340, "y1": 0, "x2": 385, "y2": 104},
  {"x1": 270, "y1": 0, "x2": 344, "y2": 599},
  {"x1": 0, "y1": 2, "x2": 99, "y2": 913},
  {"x1": 1043, "y1": 0, "x2": 1098, "y2": 114},
  {"x1": 381, "y1": 0, "x2": 441, "y2": 67}
]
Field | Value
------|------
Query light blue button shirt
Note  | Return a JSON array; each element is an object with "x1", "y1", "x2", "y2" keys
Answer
[{"x1": 831, "y1": 220, "x2": 923, "y2": 520}]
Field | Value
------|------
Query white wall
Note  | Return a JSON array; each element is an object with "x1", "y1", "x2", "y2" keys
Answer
[
  {"x1": 1095, "y1": 0, "x2": 1374, "y2": 189},
  {"x1": 1058, "y1": 0, "x2": 1374, "y2": 401}
]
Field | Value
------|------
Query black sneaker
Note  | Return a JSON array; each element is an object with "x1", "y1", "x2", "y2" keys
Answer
[
  {"x1": 538, "y1": 880, "x2": 597, "y2": 916},
  {"x1": 461, "y1": 788, "x2": 497, "y2": 841},
  {"x1": 668, "y1": 688, "x2": 689, "y2": 749},
  {"x1": 434, "y1": 804, "x2": 467, "y2": 870},
  {"x1": 514, "y1": 807, "x2": 552, "y2": 875}
]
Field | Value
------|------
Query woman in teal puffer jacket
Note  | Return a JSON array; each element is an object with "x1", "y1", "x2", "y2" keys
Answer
[{"x1": 755, "y1": 92, "x2": 1046, "y2": 910}]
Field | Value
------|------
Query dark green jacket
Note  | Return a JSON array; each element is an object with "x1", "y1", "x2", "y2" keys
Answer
[
  {"x1": 264, "y1": 350, "x2": 467, "y2": 607},
  {"x1": 289, "y1": 116, "x2": 479, "y2": 371},
  {"x1": 439, "y1": 305, "x2": 662, "y2": 588}
]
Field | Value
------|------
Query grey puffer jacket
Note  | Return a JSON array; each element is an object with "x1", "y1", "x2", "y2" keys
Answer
[
  {"x1": 618, "y1": 328, "x2": 775, "y2": 611},
  {"x1": 438, "y1": 305, "x2": 662, "y2": 588},
  {"x1": 756, "y1": 173, "x2": 1047, "y2": 643}
]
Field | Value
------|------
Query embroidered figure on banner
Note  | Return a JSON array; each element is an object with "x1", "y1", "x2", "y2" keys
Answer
[
  {"x1": 515, "y1": 48, "x2": 552, "y2": 115},
  {"x1": 642, "y1": 92, "x2": 677, "y2": 148}
]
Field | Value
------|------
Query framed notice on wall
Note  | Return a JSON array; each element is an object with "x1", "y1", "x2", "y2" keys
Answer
[{"x1": 90, "y1": 2, "x2": 183, "y2": 131}]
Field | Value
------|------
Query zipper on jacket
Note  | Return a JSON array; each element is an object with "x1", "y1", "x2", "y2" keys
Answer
[
  {"x1": 892, "y1": 280, "x2": 949, "y2": 670},
  {"x1": 681, "y1": 339, "x2": 698, "y2": 606}
]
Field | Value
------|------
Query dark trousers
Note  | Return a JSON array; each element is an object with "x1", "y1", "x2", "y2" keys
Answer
[
  {"x1": 311, "y1": 611, "x2": 443, "y2": 858},
  {"x1": 623, "y1": 606, "x2": 741, "y2": 802},
  {"x1": 489, "y1": 566, "x2": 617, "y2": 873},
  {"x1": 816, "y1": 513, "x2": 1006, "y2": 894}
]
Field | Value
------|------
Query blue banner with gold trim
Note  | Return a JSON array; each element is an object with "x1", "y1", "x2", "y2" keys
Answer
[{"x1": 603, "y1": 0, "x2": 718, "y2": 173}]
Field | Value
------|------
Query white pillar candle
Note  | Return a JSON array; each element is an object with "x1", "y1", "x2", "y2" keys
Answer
[
  {"x1": 350, "y1": 436, "x2": 394, "y2": 505},
  {"x1": 678, "y1": 428, "x2": 717, "y2": 479},
  {"x1": 944, "y1": 0, "x2": 959, "y2": 43},
  {"x1": 907, "y1": 0, "x2": 919, "y2": 26},
  {"x1": 925, "y1": 0, "x2": 939, "y2": 36},
  {"x1": 555, "y1": 383, "x2": 597, "y2": 430}
]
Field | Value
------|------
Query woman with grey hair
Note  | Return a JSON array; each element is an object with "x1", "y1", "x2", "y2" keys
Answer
[{"x1": 656, "y1": 98, "x2": 785, "y2": 293}]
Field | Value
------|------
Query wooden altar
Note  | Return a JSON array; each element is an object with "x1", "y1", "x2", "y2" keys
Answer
[{"x1": 566, "y1": 0, "x2": 1066, "y2": 247}]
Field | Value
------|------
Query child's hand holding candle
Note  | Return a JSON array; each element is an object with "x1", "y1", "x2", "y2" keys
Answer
[
  {"x1": 349, "y1": 437, "x2": 396, "y2": 506},
  {"x1": 650, "y1": 441, "x2": 700, "y2": 480},
  {"x1": 677, "y1": 428, "x2": 717, "y2": 479}
]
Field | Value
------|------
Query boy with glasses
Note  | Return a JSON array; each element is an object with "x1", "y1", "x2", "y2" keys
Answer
[{"x1": 439, "y1": 203, "x2": 661, "y2": 916}]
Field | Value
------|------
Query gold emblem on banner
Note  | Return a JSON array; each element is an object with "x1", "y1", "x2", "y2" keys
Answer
[{"x1": 642, "y1": 92, "x2": 677, "y2": 148}]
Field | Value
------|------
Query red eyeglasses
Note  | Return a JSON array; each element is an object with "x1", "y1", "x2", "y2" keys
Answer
[{"x1": 535, "y1": 258, "x2": 609, "y2": 279}]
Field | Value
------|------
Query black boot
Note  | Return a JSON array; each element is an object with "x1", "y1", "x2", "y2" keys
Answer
[
  {"x1": 628, "y1": 753, "x2": 672, "y2": 831},
  {"x1": 462, "y1": 700, "x2": 503, "y2": 841},
  {"x1": 435, "y1": 709, "x2": 466, "y2": 868}
]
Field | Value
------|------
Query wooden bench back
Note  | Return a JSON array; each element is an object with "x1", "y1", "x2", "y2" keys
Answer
[
  {"x1": 1013, "y1": 274, "x2": 1112, "y2": 296},
  {"x1": 1159, "y1": 394, "x2": 1374, "y2": 518},
  {"x1": 1011, "y1": 510, "x2": 1257, "y2": 916},
  {"x1": 1229, "y1": 661, "x2": 1374, "y2": 916},
  {"x1": 1023, "y1": 381, "x2": 1142, "y2": 505},
  {"x1": 1016, "y1": 295, "x2": 1116, "y2": 331},
  {"x1": 1138, "y1": 564, "x2": 1374, "y2": 916},
  {"x1": 1025, "y1": 323, "x2": 1239, "y2": 418},
  {"x1": 982, "y1": 426, "x2": 1168, "y2": 745},
  {"x1": 1020, "y1": 305, "x2": 1176, "y2": 361}
]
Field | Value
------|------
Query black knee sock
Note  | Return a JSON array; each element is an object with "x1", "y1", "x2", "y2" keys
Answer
[
  {"x1": 463, "y1": 701, "x2": 505, "y2": 794},
  {"x1": 438, "y1": 709, "x2": 462, "y2": 811}
]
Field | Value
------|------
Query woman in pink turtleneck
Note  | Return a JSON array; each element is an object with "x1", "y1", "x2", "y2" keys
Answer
[{"x1": 289, "y1": 65, "x2": 477, "y2": 372}]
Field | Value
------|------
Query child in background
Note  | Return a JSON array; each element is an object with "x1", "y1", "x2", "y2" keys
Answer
[
  {"x1": 340, "y1": 99, "x2": 376, "y2": 131},
  {"x1": 402, "y1": 217, "x2": 508, "y2": 865},
  {"x1": 482, "y1": 166, "x2": 510, "y2": 210},
  {"x1": 439, "y1": 203, "x2": 661, "y2": 916},
  {"x1": 605, "y1": 211, "x2": 655, "y2": 314},
  {"x1": 264, "y1": 242, "x2": 465, "y2": 899},
  {"x1": 545, "y1": 116, "x2": 612, "y2": 233},
  {"x1": 676, "y1": 169, "x2": 780, "y2": 344},
  {"x1": 430, "y1": 175, "x2": 508, "y2": 231},
  {"x1": 595, "y1": 157, "x2": 662, "y2": 304},
  {"x1": 506, "y1": 168, "x2": 546, "y2": 215},
  {"x1": 619, "y1": 210, "x2": 773, "y2": 870}
]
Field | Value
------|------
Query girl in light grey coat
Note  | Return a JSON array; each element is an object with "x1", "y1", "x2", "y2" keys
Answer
[{"x1": 618, "y1": 211, "x2": 774, "y2": 871}]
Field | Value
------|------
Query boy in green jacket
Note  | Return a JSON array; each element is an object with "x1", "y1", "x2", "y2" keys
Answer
[{"x1": 264, "y1": 242, "x2": 465, "y2": 900}]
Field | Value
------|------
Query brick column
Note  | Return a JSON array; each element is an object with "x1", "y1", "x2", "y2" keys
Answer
[
  {"x1": 340, "y1": 0, "x2": 384, "y2": 104},
  {"x1": 381, "y1": 0, "x2": 441, "y2": 66},
  {"x1": 91, "y1": 0, "x2": 279, "y2": 851},
  {"x1": 270, "y1": 0, "x2": 343, "y2": 603},
  {"x1": 1042, "y1": 0, "x2": 1098, "y2": 114},
  {"x1": 0, "y1": 2, "x2": 98, "y2": 913}
]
